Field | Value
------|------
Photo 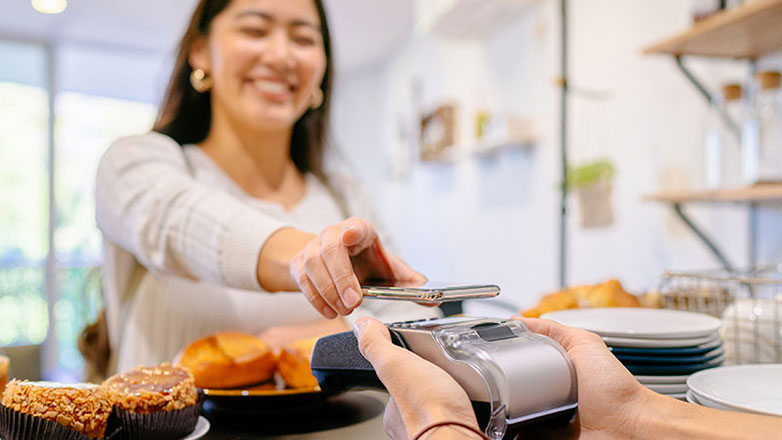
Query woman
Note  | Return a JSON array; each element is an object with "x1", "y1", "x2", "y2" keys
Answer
[{"x1": 96, "y1": 0, "x2": 437, "y2": 373}]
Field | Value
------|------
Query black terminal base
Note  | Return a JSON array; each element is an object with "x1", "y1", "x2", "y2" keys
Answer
[
  {"x1": 311, "y1": 329, "x2": 406, "y2": 394},
  {"x1": 473, "y1": 401, "x2": 578, "y2": 439}
]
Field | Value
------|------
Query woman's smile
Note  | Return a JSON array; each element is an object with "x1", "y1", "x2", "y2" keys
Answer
[{"x1": 249, "y1": 76, "x2": 297, "y2": 103}]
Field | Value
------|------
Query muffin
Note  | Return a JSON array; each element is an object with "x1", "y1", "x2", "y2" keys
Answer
[
  {"x1": 0, "y1": 380, "x2": 113, "y2": 439},
  {"x1": 277, "y1": 337, "x2": 319, "y2": 389},
  {"x1": 102, "y1": 363, "x2": 200, "y2": 440},
  {"x1": 174, "y1": 331, "x2": 277, "y2": 389}
]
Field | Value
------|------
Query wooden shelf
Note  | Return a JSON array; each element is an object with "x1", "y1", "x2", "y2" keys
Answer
[
  {"x1": 473, "y1": 138, "x2": 534, "y2": 156},
  {"x1": 643, "y1": 0, "x2": 782, "y2": 59},
  {"x1": 644, "y1": 184, "x2": 782, "y2": 203},
  {"x1": 419, "y1": 138, "x2": 534, "y2": 164}
]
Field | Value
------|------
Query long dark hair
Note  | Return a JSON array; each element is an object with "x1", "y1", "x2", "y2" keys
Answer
[{"x1": 153, "y1": 0, "x2": 334, "y2": 182}]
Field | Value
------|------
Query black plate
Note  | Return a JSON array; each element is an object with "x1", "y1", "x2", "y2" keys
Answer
[
  {"x1": 623, "y1": 356, "x2": 725, "y2": 375},
  {"x1": 609, "y1": 339, "x2": 722, "y2": 356},
  {"x1": 201, "y1": 391, "x2": 385, "y2": 437},
  {"x1": 201, "y1": 385, "x2": 327, "y2": 413},
  {"x1": 615, "y1": 347, "x2": 724, "y2": 365}
]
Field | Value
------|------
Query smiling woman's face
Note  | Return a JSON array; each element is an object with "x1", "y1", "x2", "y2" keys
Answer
[{"x1": 191, "y1": 0, "x2": 326, "y2": 133}]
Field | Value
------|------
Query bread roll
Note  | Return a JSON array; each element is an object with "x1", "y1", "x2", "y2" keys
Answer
[
  {"x1": 174, "y1": 331, "x2": 276, "y2": 389},
  {"x1": 522, "y1": 279, "x2": 640, "y2": 318},
  {"x1": 521, "y1": 290, "x2": 579, "y2": 318},
  {"x1": 277, "y1": 337, "x2": 319, "y2": 389}
]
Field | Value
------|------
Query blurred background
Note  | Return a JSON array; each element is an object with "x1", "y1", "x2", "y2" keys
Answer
[{"x1": 0, "y1": 0, "x2": 781, "y2": 381}]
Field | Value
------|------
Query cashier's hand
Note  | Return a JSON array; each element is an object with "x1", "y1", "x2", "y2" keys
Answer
[
  {"x1": 354, "y1": 317, "x2": 481, "y2": 440},
  {"x1": 516, "y1": 317, "x2": 651, "y2": 439},
  {"x1": 290, "y1": 217, "x2": 426, "y2": 319}
]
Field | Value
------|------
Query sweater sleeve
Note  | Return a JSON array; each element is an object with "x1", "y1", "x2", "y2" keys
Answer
[{"x1": 95, "y1": 132, "x2": 290, "y2": 290}]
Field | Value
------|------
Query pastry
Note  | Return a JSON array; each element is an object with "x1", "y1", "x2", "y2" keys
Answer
[
  {"x1": 102, "y1": 363, "x2": 200, "y2": 440},
  {"x1": 523, "y1": 279, "x2": 640, "y2": 318},
  {"x1": 174, "y1": 331, "x2": 277, "y2": 389},
  {"x1": 277, "y1": 337, "x2": 319, "y2": 389},
  {"x1": 0, "y1": 380, "x2": 113, "y2": 439}
]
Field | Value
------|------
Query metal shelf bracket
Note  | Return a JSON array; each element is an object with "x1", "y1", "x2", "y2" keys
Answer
[
  {"x1": 674, "y1": 55, "x2": 742, "y2": 143},
  {"x1": 672, "y1": 203, "x2": 734, "y2": 271}
]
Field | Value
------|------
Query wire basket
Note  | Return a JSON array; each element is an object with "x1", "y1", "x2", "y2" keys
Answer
[{"x1": 658, "y1": 267, "x2": 782, "y2": 365}]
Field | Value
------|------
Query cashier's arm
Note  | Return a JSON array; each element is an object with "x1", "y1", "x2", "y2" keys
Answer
[
  {"x1": 522, "y1": 317, "x2": 782, "y2": 440},
  {"x1": 355, "y1": 316, "x2": 782, "y2": 440},
  {"x1": 258, "y1": 217, "x2": 426, "y2": 319}
]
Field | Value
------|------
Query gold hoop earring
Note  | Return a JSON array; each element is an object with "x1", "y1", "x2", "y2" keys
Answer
[
  {"x1": 190, "y1": 68, "x2": 213, "y2": 93},
  {"x1": 309, "y1": 88, "x2": 324, "y2": 109}
]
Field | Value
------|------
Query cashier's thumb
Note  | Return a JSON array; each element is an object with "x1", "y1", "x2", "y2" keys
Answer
[{"x1": 354, "y1": 317, "x2": 392, "y2": 364}]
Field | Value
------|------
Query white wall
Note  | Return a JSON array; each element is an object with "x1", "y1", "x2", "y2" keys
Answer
[{"x1": 331, "y1": 0, "x2": 782, "y2": 310}]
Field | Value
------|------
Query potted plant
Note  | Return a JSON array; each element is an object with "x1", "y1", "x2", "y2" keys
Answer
[{"x1": 566, "y1": 159, "x2": 616, "y2": 228}]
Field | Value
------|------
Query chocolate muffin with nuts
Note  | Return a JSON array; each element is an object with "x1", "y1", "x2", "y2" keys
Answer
[
  {"x1": 102, "y1": 363, "x2": 200, "y2": 440},
  {"x1": 0, "y1": 380, "x2": 114, "y2": 439}
]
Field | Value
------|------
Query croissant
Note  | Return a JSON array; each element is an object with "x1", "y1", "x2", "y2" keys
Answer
[{"x1": 522, "y1": 279, "x2": 640, "y2": 318}]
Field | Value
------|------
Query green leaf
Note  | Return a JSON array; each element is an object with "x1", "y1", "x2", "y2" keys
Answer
[{"x1": 565, "y1": 159, "x2": 615, "y2": 190}]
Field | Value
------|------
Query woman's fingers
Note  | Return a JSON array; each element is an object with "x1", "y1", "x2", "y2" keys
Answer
[
  {"x1": 386, "y1": 253, "x2": 427, "y2": 284},
  {"x1": 343, "y1": 220, "x2": 394, "y2": 282},
  {"x1": 289, "y1": 217, "x2": 427, "y2": 317},
  {"x1": 320, "y1": 225, "x2": 363, "y2": 309},
  {"x1": 341, "y1": 217, "x2": 378, "y2": 254},
  {"x1": 303, "y1": 241, "x2": 349, "y2": 315},
  {"x1": 290, "y1": 253, "x2": 337, "y2": 319}
]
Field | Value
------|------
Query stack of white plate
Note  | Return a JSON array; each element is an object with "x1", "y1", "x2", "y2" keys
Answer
[
  {"x1": 540, "y1": 308, "x2": 724, "y2": 399},
  {"x1": 686, "y1": 364, "x2": 782, "y2": 415}
]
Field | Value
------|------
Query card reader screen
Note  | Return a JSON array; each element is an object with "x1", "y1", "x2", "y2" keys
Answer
[{"x1": 475, "y1": 325, "x2": 516, "y2": 342}]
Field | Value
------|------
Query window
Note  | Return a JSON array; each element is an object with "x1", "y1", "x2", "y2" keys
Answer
[
  {"x1": 0, "y1": 39, "x2": 160, "y2": 379},
  {"x1": 54, "y1": 92, "x2": 155, "y2": 373},
  {"x1": 0, "y1": 42, "x2": 50, "y2": 350}
]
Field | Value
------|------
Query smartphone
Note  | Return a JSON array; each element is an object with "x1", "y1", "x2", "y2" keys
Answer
[{"x1": 361, "y1": 281, "x2": 500, "y2": 304}]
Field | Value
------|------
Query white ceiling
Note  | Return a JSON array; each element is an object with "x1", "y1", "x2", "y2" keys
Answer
[{"x1": 0, "y1": 0, "x2": 416, "y2": 72}]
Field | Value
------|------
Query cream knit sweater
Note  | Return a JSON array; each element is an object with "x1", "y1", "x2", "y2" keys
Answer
[{"x1": 95, "y1": 132, "x2": 438, "y2": 373}]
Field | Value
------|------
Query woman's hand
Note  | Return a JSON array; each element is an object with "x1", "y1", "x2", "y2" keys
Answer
[
  {"x1": 353, "y1": 317, "x2": 480, "y2": 440},
  {"x1": 289, "y1": 217, "x2": 425, "y2": 318}
]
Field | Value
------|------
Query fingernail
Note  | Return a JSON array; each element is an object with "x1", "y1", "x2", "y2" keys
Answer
[
  {"x1": 321, "y1": 306, "x2": 337, "y2": 319},
  {"x1": 341, "y1": 225, "x2": 356, "y2": 235},
  {"x1": 341, "y1": 226, "x2": 359, "y2": 244},
  {"x1": 343, "y1": 287, "x2": 361, "y2": 308}
]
